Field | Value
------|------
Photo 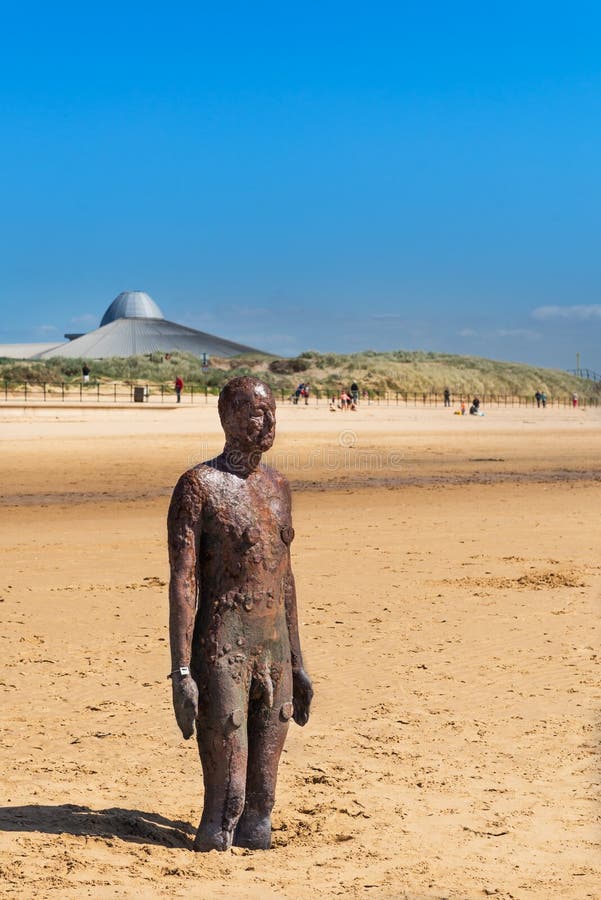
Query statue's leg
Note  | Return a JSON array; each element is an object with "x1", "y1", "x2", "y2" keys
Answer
[
  {"x1": 234, "y1": 666, "x2": 292, "y2": 850},
  {"x1": 194, "y1": 667, "x2": 249, "y2": 852}
]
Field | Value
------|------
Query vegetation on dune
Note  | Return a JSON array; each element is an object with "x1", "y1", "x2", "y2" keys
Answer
[
  {"x1": 280, "y1": 349, "x2": 598, "y2": 397},
  {"x1": 0, "y1": 349, "x2": 598, "y2": 398}
]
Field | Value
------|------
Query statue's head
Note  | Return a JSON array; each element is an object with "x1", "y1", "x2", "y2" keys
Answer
[{"x1": 218, "y1": 377, "x2": 276, "y2": 453}]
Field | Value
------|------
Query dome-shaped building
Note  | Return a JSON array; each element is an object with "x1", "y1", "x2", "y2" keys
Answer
[
  {"x1": 37, "y1": 290, "x2": 264, "y2": 360},
  {"x1": 100, "y1": 291, "x2": 165, "y2": 326}
]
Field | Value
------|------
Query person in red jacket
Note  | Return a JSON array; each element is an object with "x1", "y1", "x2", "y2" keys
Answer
[{"x1": 175, "y1": 376, "x2": 184, "y2": 403}]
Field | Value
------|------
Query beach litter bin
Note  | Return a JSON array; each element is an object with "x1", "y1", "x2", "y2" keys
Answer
[{"x1": 133, "y1": 386, "x2": 145, "y2": 403}]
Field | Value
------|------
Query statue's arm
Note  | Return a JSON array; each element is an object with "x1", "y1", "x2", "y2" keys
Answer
[
  {"x1": 282, "y1": 480, "x2": 313, "y2": 726},
  {"x1": 167, "y1": 471, "x2": 201, "y2": 739}
]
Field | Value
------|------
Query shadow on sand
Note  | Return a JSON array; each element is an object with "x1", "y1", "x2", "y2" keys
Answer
[{"x1": 0, "y1": 804, "x2": 195, "y2": 849}]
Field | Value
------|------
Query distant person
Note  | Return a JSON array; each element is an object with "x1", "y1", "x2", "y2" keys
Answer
[
  {"x1": 340, "y1": 390, "x2": 351, "y2": 410},
  {"x1": 302, "y1": 383, "x2": 310, "y2": 405},
  {"x1": 443, "y1": 387, "x2": 451, "y2": 407},
  {"x1": 541, "y1": 391, "x2": 547, "y2": 408},
  {"x1": 175, "y1": 376, "x2": 184, "y2": 403},
  {"x1": 82, "y1": 364, "x2": 90, "y2": 384},
  {"x1": 460, "y1": 401, "x2": 466, "y2": 415},
  {"x1": 469, "y1": 397, "x2": 480, "y2": 415},
  {"x1": 350, "y1": 382, "x2": 359, "y2": 404},
  {"x1": 293, "y1": 383, "x2": 304, "y2": 405},
  {"x1": 572, "y1": 392, "x2": 578, "y2": 408},
  {"x1": 535, "y1": 390, "x2": 542, "y2": 408}
]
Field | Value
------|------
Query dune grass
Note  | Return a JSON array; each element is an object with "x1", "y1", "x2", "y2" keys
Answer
[{"x1": 0, "y1": 348, "x2": 598, "y2": 399}]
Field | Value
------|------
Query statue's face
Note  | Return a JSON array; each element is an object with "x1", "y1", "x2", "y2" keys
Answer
[{"x1": 223, "y1": 384, "x2": 275, "y2": 452}]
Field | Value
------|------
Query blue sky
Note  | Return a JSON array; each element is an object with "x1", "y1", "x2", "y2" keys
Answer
[{"x1": 1, "y1": 2, "x2": 600, "y2": 368}]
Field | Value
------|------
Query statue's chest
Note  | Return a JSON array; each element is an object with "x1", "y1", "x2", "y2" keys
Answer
[{"x1": 203, "y1": 481, "x2": 288, "y2": 562}]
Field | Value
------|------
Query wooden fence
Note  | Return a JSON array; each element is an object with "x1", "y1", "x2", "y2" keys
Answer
[{"x1": 0, "y1": 382, "x2": 598, "y2": 408}]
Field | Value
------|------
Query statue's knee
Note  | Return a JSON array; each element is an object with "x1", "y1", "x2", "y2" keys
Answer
[{"x1": 226, "y1": 707, "x2": 245, "y2": 732}]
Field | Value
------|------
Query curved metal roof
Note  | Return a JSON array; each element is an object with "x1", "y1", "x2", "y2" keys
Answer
[
  {"x1": 100, "y1": 291, "x2": 164, "y2": 326},
  {"x1": 37, "y1": 317, "x2": 265, "y2": 360}
]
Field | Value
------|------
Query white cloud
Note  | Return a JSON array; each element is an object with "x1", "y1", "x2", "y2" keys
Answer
[
  {"x1": 35, "y1": 324, "x2": 59, "y2": 334},
  {"x1": 180, "y1": 312, "x2": 219, "y2": 328},
  {"x1": 227, "y1": 305, "x2": 270, "y2": 318},
  {"x1": 531, "y1": 304, "x2": 601, "y2": 321},
  {"x1": 496, "y1": 328, "x2": 540, "y2": 340},
  {"x1": 459, "y1": 326, "x2": 541, "y2": 340},
  {"x1": 70, "y1": 313, "x2": 97, "y2": 326},
  {"x1": 371, "y1": 313, "x2": 404, "y2": 320}
]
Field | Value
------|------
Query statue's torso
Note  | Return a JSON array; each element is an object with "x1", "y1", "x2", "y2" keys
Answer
[{"x1": 189, "y1": 464, "x2": 293, "y2": 672}]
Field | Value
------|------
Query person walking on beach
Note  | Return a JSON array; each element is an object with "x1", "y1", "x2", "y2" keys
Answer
[
  {"x1": 572, "y1": 392, "x2": 578, "y2": 408},
  {"x1": 175, "y1": 376, "x2": 184, "y2": 403},
  {"x1": 443, "y1": 387, "x2": 451, "y2": 407},
  {"x1": 82, "y1": 364, "x2": 90, "y2": 384},
  {"x1": 535, "y1": 390, "x2": 542, "y2": 408}
]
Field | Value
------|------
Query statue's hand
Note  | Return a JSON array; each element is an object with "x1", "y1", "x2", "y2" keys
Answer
[
  {"x1": 172, "y1": 673, "x2": 199, "y2": 740},
  {"x1": 292, "y1": 668, "x2": 313, "y2": 726}
]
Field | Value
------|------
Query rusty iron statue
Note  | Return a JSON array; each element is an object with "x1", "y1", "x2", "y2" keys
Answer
[{"x1": 167, "y1": 376, "x2": 313, "y2": 851}]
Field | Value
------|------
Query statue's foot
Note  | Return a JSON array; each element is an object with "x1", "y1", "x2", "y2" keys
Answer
[
  {"x1": 233, "y1": 813, "x2": 272, "y2": 850},
  {"x1": 193, "y1": 826, "x2": 234, "y2": 852}
]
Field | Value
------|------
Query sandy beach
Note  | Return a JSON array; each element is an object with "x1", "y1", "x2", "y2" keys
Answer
[{"x1": 1, "y1": 401, "x2": 599, "y2": 899}]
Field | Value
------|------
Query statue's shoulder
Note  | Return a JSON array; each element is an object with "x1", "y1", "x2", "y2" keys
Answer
[
  {"x1": 178, "y1": 460, "x2": 226, "y2": 493},
  {"x1": 171, "y1": 464, "x2": 214, "y2": 505},
  {"x1": 260, "y1": 462, "x2": 291, "y2": 496},
  {"x1": 169, "y1": 464, "x2": 226, "y2": 526}
]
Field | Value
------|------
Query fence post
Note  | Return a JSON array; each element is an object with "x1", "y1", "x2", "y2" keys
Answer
[
  {"x1": 43, "y1": 383, "x2": 47, "y2": 402},
  {"x1": 24, "y1": 383, "x2": 28, "y2": 402},
  {"x1": 191, "y1": 385, "x2": 194, "y2": 404},
  {"x1": 80, "y1": 383, "x2": 83, "y2": 402},
  {"x1": 205, "y1": 386, "x2": 208, "y2": 404},
  {"x1": 114, "y1": 383, "x2": 117, "y2": 403},
  {"x1": 4, "y1": 379, "x2": 7, "y2": 401},
  {"x1": 161, "y1": 384, "x2": 164, "y2": 403},
  {"x1": 62, "y1": 383, "x2": 65, "y2": 401}
]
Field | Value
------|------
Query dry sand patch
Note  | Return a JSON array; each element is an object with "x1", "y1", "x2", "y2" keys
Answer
[{"x1": 0, "y1": 406, "x2": 600, "y2": 898}]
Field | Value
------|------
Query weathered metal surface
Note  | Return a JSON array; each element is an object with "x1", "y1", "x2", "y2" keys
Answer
[{"x1": 168, "y1": 376, "x2": 313, "y2": 851}]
